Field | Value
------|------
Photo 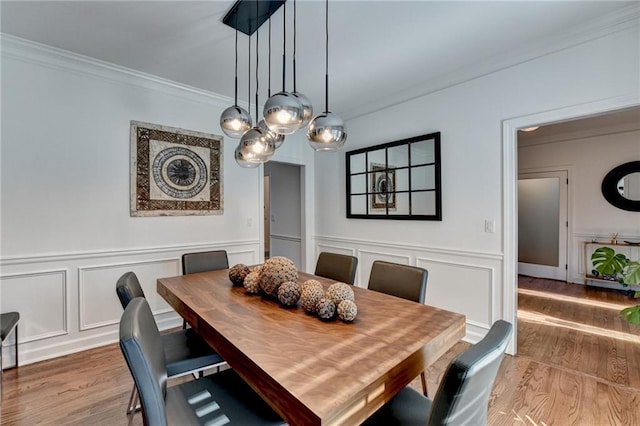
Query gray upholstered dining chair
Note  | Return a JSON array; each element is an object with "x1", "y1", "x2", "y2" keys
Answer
[
  {"x1": 368, "y1": 260, "x2": 428, "y2": 304},
  {"x1": 120, "y1": 297, "x2": 284, "y2": 426},
  {"x1": 363, "y1": 320, "x2": 512, "y2": 426},
  {"x1": 182, "y1": 250, "x2": 229, "y2": 275},
  {"x1": 368, "y1": 260, "x2": 429, "y2": 395},
  {"x1": 181, "y1": 250, "x2": 229, "y2": 328},
  {"x1": 116, "y1": 271, "x2": 225, "y2": 417},
  {"x1": 314, "y1": 252, "x2": 358, "y2": 285}
]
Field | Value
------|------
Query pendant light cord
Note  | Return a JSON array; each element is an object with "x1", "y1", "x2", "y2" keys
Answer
[
  {"x1": 293, "y1": 0, "x2": 297, "y2": 93},
  {"x1": 324, "y1": 0, "x2": 329, "y2": 113},
  {"x1": 282, "y1": 1, "x2": 286, "y2": 91},
  {"x1": 234, "y1": 12, "x2": 239, "y2": 106},
  {"x1": 255, "y1": 0, "x2": 259, "y2": 121},
  {"x1": 248, "y1": 30, "x2": 251, "y2": 123},
  {"x1": 268, "y1": 17, "x2": 272, "y2": 98}
]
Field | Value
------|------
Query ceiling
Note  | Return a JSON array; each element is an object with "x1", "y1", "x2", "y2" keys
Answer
[
  {"x1": 518, "y1": 106, "x2": 640, "y2": 147},
  {"x1": 1, "y1": 1, "x2": 635, "y2": 119}
]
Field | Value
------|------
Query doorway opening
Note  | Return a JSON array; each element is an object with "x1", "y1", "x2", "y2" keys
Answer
[
  {"x1": 503, "y1": 97, "x2": 639, "y2": 356},
  {"x1": 263, "y1": 161, "x2": 304, "y2": 269}
]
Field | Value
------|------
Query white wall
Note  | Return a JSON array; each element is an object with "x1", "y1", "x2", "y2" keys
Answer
[
  {"x1": 0, "y1": 36, "x2": 314, "y2": 364},
  {"x1": 264, "y1": 161, "x2": 302, "y2": 268},
  {"x1": 519, "y1": 129, "x2": 640, "y2": 283},
  {"x1": 314, "y1": 23, "x2": 639, "y2": 344}
]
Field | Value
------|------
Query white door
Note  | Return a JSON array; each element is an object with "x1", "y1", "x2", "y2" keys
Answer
[{"x1": 518, "y1": 171, "x2": 568, "y2": 281}]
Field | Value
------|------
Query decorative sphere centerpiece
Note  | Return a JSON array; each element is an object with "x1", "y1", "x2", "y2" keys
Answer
[
  {"x1": 278, "y1": 281, "x2": 302, "y2": 307},
  {"x1": 229, "y1": 264, "x2": 251, "y2": 286},
  {"x1": 259, "y1": 256, "x2": 298, "y2": 297},
  {"x1": 316, "y1": 298, "x2": 336, "y2": 320},
  {"x1": 327, "y1": 282, "x2": 354, "y2": 305},
  {"x1": 337, "y1": 300, "x2": 358, "y2": 322}
]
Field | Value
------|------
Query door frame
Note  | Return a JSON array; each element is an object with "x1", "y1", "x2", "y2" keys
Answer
[
  {"x1": 517, "y1": 169, "x2": 570, "y2": 281},
  {"x1": 502, "y1": 94, "x2": 638, "y2": 355}
]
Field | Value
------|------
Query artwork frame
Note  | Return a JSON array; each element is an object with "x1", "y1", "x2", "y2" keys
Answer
[
  {"x1": 370, "y1": 163, "x2": 396, "y2": 210},
  {"x1": 130, "y1": 121, "x2": 223, "y2": 217}
]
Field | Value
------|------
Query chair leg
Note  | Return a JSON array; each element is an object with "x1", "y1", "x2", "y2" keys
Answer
[
  {"x1": 420, "y1": 371, "x2": 428, "y2": 397},
  {"x1": 14, "y1": 325, "x2": 18, "y2": 368},
  {"x1": 126, "y1": 385, "x2": 141, "y2": 415}
]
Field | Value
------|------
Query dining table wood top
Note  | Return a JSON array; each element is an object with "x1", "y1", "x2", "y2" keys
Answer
[{"x1": 157, "y1": 269, "x2": 465, "y2": 426}]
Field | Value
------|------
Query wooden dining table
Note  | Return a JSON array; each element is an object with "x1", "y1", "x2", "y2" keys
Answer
[{"x1": 157, "y1": 269, "x2": 465, "y2": 426}]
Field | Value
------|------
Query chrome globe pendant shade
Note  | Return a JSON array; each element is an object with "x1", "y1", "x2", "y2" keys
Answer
[
  {"x1": 291, "y1": 0, "x2": 313, "y2": 127},
  {"x1": 234, "y1": 145, "x2": 260, "y2": 168},
  {"x1": 238, "y1": 4, "x2": 275, "y2": 165},
  {"x1": 220, "y1": 14, "x2": 251, "y2": 138},
  {"x1": 307, "y1": 112, "x2": 346, "y2": 150},
  {"x1": 263, "y1": 1, "x2": 304, "y2": 135},
  {"x1": 307, "y1": 0, "x2": 346, "y2": 151}
]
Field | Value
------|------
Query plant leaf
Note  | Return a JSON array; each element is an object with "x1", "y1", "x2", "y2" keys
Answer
[
  {"x1": 591, "y1": 247, "x2": 628, "y2": 276},
  {"x1": 620, "y1": 305, "x2": 640, "y2": 324},
  {"x1": 622, "y1": 261, "x2": 640, "y2": 285}
]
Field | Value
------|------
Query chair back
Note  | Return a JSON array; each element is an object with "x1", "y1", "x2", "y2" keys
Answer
[
  {"x1": 182, "y1": 250, "x2": 229, "y2": 275},
  {"x1": 119, "y1": 297, "x2": 169, "y2": 426},
  {"x1": 314, "y1": 252, "x2": 358, "y2": 284},
  {"x1": 368, "y1": 261, "x2": 428, "y2": 303},
  {"x1": 428, "y1": 320, "x2": 512, "y2": 425},
  {"x1": 116, "y1": 271, "x2": 146, "y2": 309}
]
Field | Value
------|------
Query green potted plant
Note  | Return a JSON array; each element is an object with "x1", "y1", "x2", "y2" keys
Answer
[{"x1": 591, "y1": 247, "x2": 640, "y2": 323}]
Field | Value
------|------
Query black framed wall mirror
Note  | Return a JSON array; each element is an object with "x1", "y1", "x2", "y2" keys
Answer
[
  {"x1": 602, "y1": 161, "x2": 640, "y2": 212},
  {"x1": 346, "y1": 132, "x2": 442, "y2": 220}
]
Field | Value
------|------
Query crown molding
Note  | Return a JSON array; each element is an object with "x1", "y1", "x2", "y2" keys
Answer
[
  {"x1": 0, "y1": 33, "x2": 251, "y2": 110},
  {"x1": 342, "y1": 3, "x2": 640, "y2": 121}
]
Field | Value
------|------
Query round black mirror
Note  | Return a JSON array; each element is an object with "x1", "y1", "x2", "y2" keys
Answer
[{"x1": 602, "y1": 161, "x2": 640, "y2": 211}]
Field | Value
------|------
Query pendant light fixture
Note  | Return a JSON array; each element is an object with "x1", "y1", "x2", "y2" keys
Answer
[
  {"x1": 258, "y1": 16, "x2": 285, "y2": 149},
  {"x1": 307, "y1": 0, "x2": 346, "y2": 151},
  {"x1": 291, "y1": 0, "x2": 313, "y2": 127},
  {"x1": 263, "y1": 1, "x2": 304, "y2": 135},
  {"x1": 238, "y1": 2, "x2": 276, "y2": 164},
  {"x1": 220, "y1": 12, "x2": 252, "y2": 139}
]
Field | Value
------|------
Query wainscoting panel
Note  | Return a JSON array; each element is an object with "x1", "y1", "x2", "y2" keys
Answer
[
  {"x1": 315, "y1": 235, "x2": 504, "y2": 343},
  {"x1": 416, "y1": 258, "x2": 494, "y2": 328},
  {"x1": 0, "y1": 269, "x2": 68, "y2": 343},
  {"x1": 78, "y1": 258, "x2": 180, "y2": 331},
  {"x1": 227, "y1": 249, "x2": 258, "y2": 267},
  {"x1": 0, "y1": 240, "x2": 260, "y2": 365}
]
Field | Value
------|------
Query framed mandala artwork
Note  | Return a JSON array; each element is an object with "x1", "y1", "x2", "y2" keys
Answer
[
  {"x1": 370, "y1": 163, "x2": 396, "y2": 210},
  {"x1": 130, "y1": 121, "x2": 223, "y2": 216}
]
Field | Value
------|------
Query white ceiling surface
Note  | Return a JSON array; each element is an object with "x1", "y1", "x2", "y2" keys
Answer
[
  {"x1": 1, "y1": 1, "x2": 636, "y2": 119},
  {"x1": 519, "y1": 106, "x2": 640, "y2": 147}
]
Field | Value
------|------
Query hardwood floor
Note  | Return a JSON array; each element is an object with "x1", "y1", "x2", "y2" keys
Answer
[{"x1": 2, "y1": 276, "x2": 639, "y2": 425}]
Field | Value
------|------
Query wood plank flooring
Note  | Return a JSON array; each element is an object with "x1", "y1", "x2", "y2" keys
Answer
[{"x1": 2, "y1": 276, "x2": 639, "y2": 425}]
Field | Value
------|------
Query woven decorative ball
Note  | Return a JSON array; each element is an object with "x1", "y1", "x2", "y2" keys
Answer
[
  {"x1": 277, "y1": 281, "x2": 302, "y2": 307},
  {"x1": 259, "y1": 256, "x2": 298, "y2": 297},
  {"x1": 252, "y1": 265, "x2": 263, "y2": 275},
  {"x1": 302, "y1": 279, "x2": 323, "y2": 291},
  {"x1": 316, "y1": 298, "x2": 336, "y2": 320},
  {"x1": 337, "y1": 300, "x2": 358, "y2": 322},
  {"x1": 243, "y1": 271, "x2": 262, "y2": 294},
  {"x1": 229, "y1": 264, "x2": 251, "y2": 286},
  {"x1": 327, "y1": 282, "x2": 355, "y2": 305},
  {"x1": 301, "y1": 285, "x2": 325, "y2": 313}
]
